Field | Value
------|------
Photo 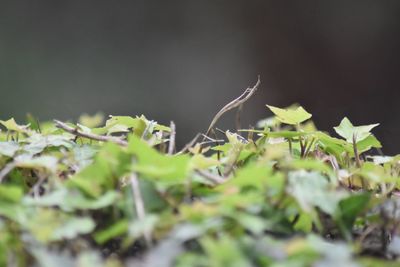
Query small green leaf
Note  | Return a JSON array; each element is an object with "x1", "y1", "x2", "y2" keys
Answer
[
  {"x1": 288, "y1": 170, "x2": 347, "y2": 215},
  {"x1": 336, "y1": 193, "x2": 370, "y2": 238},
  {"x1": 356, "y1": 134, "x2": 381, "y2": 153},
  {"x1": 23, "y1": 134, "x2": 73, "y2": 155},
  {"x1": 0, "y1": 184, "x2": 23, "y2": 202},
  {"x1": 0, "y1": 118, "x2": 29, "y2": 133},
  {"x1": 94, "y1": 220, "x2": 129, "y2": 244},
  {"x1": 266, "y1": 105, "x2": 312, "y2": 125},
  {"x1": 52, "y1": 217, "x2": 96, "y2": 240},
  {"x1": 220, "y1": 164, "x2": 273, "y2": 191},
  {"x1": 15, "y1": 154, "x2": 58, "y2": 173},
  {"x1": 334, "y1": 117, "x2": 379, "y2": 143},
  {"x1": 79, "y1": 113, "x2": 104, "y2": 128},
  {"x1": 128, "y1": 135, "x2": 189, "y2": 182},
  {"x1": 0, "y1": 141, "x2": 19, "y2": 157}
]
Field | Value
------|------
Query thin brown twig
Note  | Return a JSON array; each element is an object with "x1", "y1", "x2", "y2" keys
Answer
[
  {"x1": 130, "y1": 172, "x2": 152, "y2": 247},
  {"x1": 54, "y1": 120, "x2": 128, "y2": 146},
  {"x1": 235, "y1": 103, "x2": 243, "y2": 131},
  {"x1": 201, "y1": 134, "x2": 222, "y2": 143},
  {"x1": 168, "y1": 121, "x2": 176, "y2": 155},
  {"x1": 204, "y1": 76, "x2": 261, "y2": 138},
  {"x1": 177, "y1": 133, "x2": 201, "y2": 154},
  {"x1": 198, "y1": 139, "x2": 225, "y2": 146},
  {"x1": 223, "y1": 147, "x2": 242, "y2": 177}
]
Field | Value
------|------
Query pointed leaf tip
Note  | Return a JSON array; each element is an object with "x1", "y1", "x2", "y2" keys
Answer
[
  {"x1": 266, "y1": 105, "x2": 312, "y2": 125},
  {"x1": 334, "y1": 117, "x2": 379, "y2": 143}
]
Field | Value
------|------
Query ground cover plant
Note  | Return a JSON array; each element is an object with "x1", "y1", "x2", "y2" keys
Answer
[{"x1": 1, "y1": 79, "x2": 400, "y2": 266}]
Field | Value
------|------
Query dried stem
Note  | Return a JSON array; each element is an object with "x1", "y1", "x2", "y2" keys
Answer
[
  {"x1": 177, "y1": 133, "x2": 201, "y2": 154},
  {"x1": 223, "y1": 145, "x2": 243, "y2": 177},
  {"x1": 198, "y1": 139, "x2": 225, "y2": 146},
  {"x1": 353, "y1": 134, "x2": 361, "y2": 168},
  {"x1": 235, "y1": 103, "x2": 243, "y2": 131},
  {"x1": 168, "y1": 121, "x2": 176, "y2": 155},
  {"x1": 130, "y1": 172, "x2": 152, "y2": 246},
  {"x1": 204, "y1": 77, "x2": 261, "y2": 138},
  {"x1": 195, "y1": 170, "x2": 227, "y2": 185},
  {"x1": 54, "y1": 120, "x2": 128, "y2": 146},
  {"x1": 0, "y1": 162, "x2": 16, "y2": 183},
  {"x1": 288, "y1": 138, "x2": 293, "y2": 156}
]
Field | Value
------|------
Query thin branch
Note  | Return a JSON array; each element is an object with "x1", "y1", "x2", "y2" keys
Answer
[
  {"x1": 168, "y1": 121, "x2": 176, "y2": 155},
  {"x1": 235, "y1": 103, "x2": 243, "y2": 131},
  {"x1": 0, "y1": 162, "x2": 15, "y2": 183},
  {"x1": 288, "y1": 138, "x2": 293, "y2": 156},
  {"x1": 130, "y1": 172, "x2": 152, "y2": 247},
  {"x1": 201, "y1": 134, "x2": 222, "y2": 143},
  {"x1": 29, "y1": 171, "x2": 47, "y2": 198},
  {"x1": 215, "y1": 128, "x2": 226, "y2": 135},
  {"x1": 223, "y1": 148, "x2": 242, "y2": 177},
  {"x1": 197, "y1": 139, "x2": 225, "y2": 146},
  {"x1": 141, "y1": 121, "x2": 155, "y2": 140},
  {"x1": 353, "y1": 134, "x2": 361, "y2": 168},
  {"x1": 195, "y1": 170, "x2": 226, "y2": 185},
  {"x1": 304, "y1": 137, "x2": 316, "y2": 158},
  {"x1": 204, "y1": 76, "x2": 261, "y2": 137},
  {"x1": 177, "y1": 133, "x2": 201, "y2": 154},
  {"x1": 54, "y1": 120, "x2": 128, "y2": 146}
]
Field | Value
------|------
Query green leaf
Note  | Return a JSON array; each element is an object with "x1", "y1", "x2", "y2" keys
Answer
[
  {"x1": 220, "y1": 164, "x2": 275, "y2": 191},
  {"x1": 68, "y1": 142, "x2": 131, "y2": 197},
  {"x1": 128, "y1": 135, "x2": 189, "y2": 182},
  {"x1": 24, "y1": 209, "x2": 95, "y2": 243},
  {"x1": 267, "y1": 130, "x2": 306, "y2": 138},
  {"x1": 52, "y1": 217, "x2": 95, "y2": 240},
  {"x1": 200, "y1": 235, "x2": 252, "y2": 267},
  {"x1": 235, "y1": 212, "x2": 267, "y2": 235},
  {"x1": 30, "y1": 247, "x2": 75, "y2": 267},
  {"x1": 315, "y1": 131, "x2": 351, "y2": 158},
  {"x1": 0, "y1": 184, "x2": 23, "y2": 202},
  {"x1": 23, "y1": 134, "x2": 73, "y2": 155},
  {"x1": 94, "y1": 220, "x2": 129, "y2": 244},
  {"x1": 128, "y1": 215, "x2": 159, "y2": 240},
  {"x1": 26, "y1": 113, "x2": 41, "y2": 131},
  {"x1": 336, "y1": 193, "x2": 370, "y2": 237},
  {"x1": 266, "y1": 105, "x2": 312, "y2": 125},
  {"x1": 189, "y1": 154, "x2": 219, "y2": 170},
  {"x1": 23, "y1": 189, "x2": 119, "y2": 211},
  {"x1": 293, "y1": 213, "x2": 313, "y2": 232},
  {"x1": 15, "y1": 154, "x2": 58, "y2": 173},
  {"x1": 287, "y1": 170, "x2": 347, "y2": 215},
  {"x1": 356, "y1": 134, "x2": 381, "y2": 153},
  {"x1": 0, "y1": 118, "x2": 29, "y2": 133},
  {"x1": 0, "y1": 141, "x2": 19, "y2": 157},
  {"x1": 78, "y1": 112, "x2": 104, "y2": 128},
  {"x1": 334, "y1": 117, "x2": 379, "y2": 143}
]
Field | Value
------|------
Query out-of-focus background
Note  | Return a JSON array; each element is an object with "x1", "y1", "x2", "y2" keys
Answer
[{"x1": 1, "y1": 1, "x2": 400, "y2": 153}]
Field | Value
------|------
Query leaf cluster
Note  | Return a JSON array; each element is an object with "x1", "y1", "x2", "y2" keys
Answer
[{"x1": 0, "y1": 107, "x2": 399, "y2": 266}]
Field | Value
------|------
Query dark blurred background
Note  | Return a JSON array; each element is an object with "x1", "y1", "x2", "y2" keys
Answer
[{"x1": 1, "y1": 1, "x2": 400, "y2": 153}]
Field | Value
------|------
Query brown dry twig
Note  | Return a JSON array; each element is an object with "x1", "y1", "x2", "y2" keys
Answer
[
  {"x1": 177, "y1": 133, "x2": 201, "y2": 154},
  {"x1": 204, "y1": 76, "x2": 261, "y2": 137},
  {"x1": 54, "y1": 120, "x2": 128, "y2": 146}
]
